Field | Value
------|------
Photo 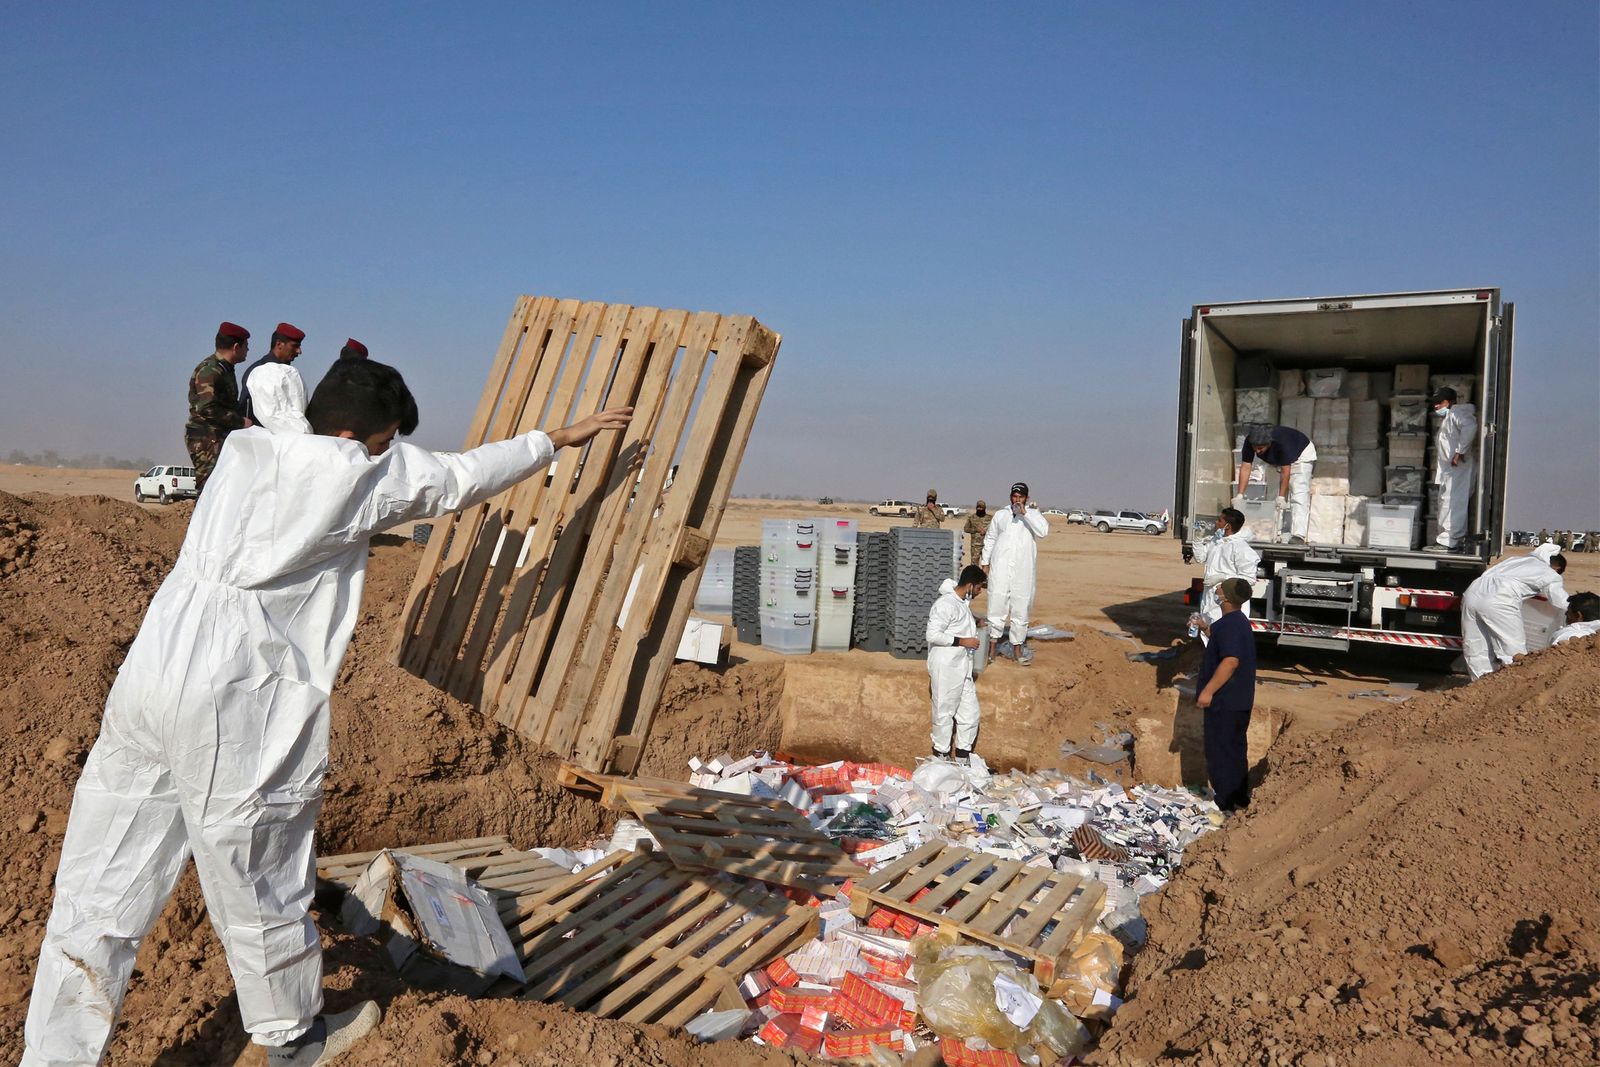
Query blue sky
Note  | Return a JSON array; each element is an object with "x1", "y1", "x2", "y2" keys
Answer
[{"x1": 1, "y1": 2, "x2": 1595, "y2": 526}]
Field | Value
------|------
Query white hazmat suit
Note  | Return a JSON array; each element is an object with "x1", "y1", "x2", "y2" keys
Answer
[
  {"x1": 981, "y1": 506, "x2": 1048, "y2": 645},
  {"x1": 246, "y1": 361, "x2": 312, "y2": 435},
  {"x1": 24, "y1": 426, "x2": 556, "y2": 1066},
  {"x1": 1193, "y1": 529, "x2": 1260, "y2": 641},
  {"x1": 1552, "y1": 619, "x2": 1600, "y2": 646},
  {"x1": 926, "y1": 578, "x2": 980, "y2": 754},
  {"x1": 1432, "y1": 403, "x2": 1477, "y2": 550},
  {"x1": 1460, "y1": 553, "x2": 1568, "y2": 681}
]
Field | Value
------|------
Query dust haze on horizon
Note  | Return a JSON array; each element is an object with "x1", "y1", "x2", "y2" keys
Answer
[{"x1": 0, "y1": 5, "x2": 1594, "y2": 529}]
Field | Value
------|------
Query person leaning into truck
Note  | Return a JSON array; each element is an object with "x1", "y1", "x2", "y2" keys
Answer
[{"x1": 1237, "y1": 424, "x2": 1317, "y2": 545}]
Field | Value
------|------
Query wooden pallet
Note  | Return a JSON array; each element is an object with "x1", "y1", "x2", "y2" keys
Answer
[
  {"x1": 389, "y1": 296, "x2": 780, "y2": 773},
  {"x1": 556, "y1": 762, "x2": 859, "y2": 893},
  {"x1": 847, "y1": 841, "x2": 1106, "y2": 985},
  {"x1": 317, "y1": 836, "x2": 571, "y2": 906},
  {"x1": 504, "y1": 849, "x2": 818, "y2": 1026}
]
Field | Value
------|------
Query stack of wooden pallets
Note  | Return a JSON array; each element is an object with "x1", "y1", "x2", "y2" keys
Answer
[{"x1": 390, "y1": 296, "x2": 781, "y2": 773}]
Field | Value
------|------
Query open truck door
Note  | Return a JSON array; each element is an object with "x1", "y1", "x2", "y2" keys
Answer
[
  {"x1": 1480, "y1": 301, "x2": 1514, "y2": 557},
  {"x1": 1173, "y1": 316, "x2": 1196, "y2": 541}
]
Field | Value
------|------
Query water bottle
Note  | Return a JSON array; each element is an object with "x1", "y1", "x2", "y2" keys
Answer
[{"x1": 1187, "y1": 612, "x2": 1201, "y2": 638}]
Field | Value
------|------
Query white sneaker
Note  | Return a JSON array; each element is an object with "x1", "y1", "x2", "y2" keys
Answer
[{"x1": 267, "y1": 1002, "x2": 382, "y2": 1067}]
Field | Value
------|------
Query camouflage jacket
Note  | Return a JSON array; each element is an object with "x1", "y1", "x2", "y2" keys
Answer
[
  {"x1": 187, "y1": 354, "x2": 246, "y2": 435},
  {"x1": 912, "y1": 504, "x2": 945, "y2": 528},
  {"x1": 963, "y1": 512, "x2": 992, "y2": 543}
]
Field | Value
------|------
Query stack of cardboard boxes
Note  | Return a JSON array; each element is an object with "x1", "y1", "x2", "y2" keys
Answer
[{"x1": 1224, "y1": 364, "x2": 1474, "y2": 549}]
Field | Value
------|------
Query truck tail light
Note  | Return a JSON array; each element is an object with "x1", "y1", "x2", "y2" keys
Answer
[
  {"x1": 1414, "y1": 594, "x2": 1457, "y2": 611},
  {"x1": 1475, "y1": 291, "x2": 1490, "y2": 300}
]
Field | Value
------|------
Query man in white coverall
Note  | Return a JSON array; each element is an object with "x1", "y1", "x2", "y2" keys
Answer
[
  {"x1": 1551, "y1": 592, "x2": 1600, "y2": 646},
  {"x1": 1423, "y1": 386, "x2": 1477, "y2": 553},
  {"x1": 926, "y1": 565, "x2": 988, "y2": 759},
  {"x1": 1182, "y1": 506, "x2": 1261, "y2": 643},
  {"x1": 1460, "y1": 550, "x2": 1569, "y2": 680},
  {"x1": 23, "y1": 359, "x2": 631, "y2": 1067},
  {"x1": 981, "y1": 481, "x2": 1049, "y2": 665}
]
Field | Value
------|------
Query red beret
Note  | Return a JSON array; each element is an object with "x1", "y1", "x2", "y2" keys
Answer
[
  {"x1": 217, "y1": 321, "x2": 250, "y2": 341},
  {"x1": 274, "y1": 322, "x2": 306, "y2": 342},
  {"x1": 343, "y1": 337, "x2": 369, "y2": 358}
]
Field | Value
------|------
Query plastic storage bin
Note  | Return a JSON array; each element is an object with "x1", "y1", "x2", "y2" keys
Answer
[
  {"x1": 1385, "y1": 465, "x2": 1426, "y2": 495},
  {"x1": 1365, "y1": 502, "x2": 1420, "y2": 550},
  {"x1": 693, "y1": 548, "x2": 735, "y2": 615},
  {"x1": 1390, "y1": 397, "x2": 1428, "y2": 434},
  {"x1": 760, "y1": 610, "x2": 814, "y2": 654},
  {"x1": 1387, "y1": 433, "x2": 1427, "y2": 466}
]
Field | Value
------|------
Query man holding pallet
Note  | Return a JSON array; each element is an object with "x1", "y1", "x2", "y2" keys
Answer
[{"x1": 24, "y1": 359, "x2": 630, "y2": 1067}]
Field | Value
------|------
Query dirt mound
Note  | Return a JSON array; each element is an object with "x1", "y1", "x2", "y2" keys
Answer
[
  {"x1": 0, "y1": 494, "x2": 790, "y2": 1065},
  {"x1": 1088, "y1": 635, "x2": 1600, "y2": 1066}
]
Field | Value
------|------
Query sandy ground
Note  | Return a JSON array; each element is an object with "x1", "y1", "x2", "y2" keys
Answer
[{"x1": 1, "y1": 469, "x2": 1595, "y2": 1065}]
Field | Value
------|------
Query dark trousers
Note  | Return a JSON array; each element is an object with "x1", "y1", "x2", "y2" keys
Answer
[{"x1": 1204, "y1": 705, "x2": 1253, "y2": 811}]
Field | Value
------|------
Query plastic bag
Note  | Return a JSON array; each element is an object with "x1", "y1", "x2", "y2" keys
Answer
[
  {"x1": 1048, "y1": 930, "x2": 1124, "y2": 1021},
  {"x1": 912, "y1": 933, "x2": 1090, "y2": 1059},
  {"x1": 823, "y1": 801, "x2": 895, "y2": 841}
]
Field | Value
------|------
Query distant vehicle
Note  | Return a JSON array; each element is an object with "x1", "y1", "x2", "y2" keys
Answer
[
  {"x1": 1066, "y1": 509, "x2": 1091, "y2": 525},
  {"x1": 870, "y1": 499, "x2": 917, "y2": 517},
  {"x1": 817, "y1": 496, "x2": 834, "y2": 505},
  {"x1": 1092, "y1": 510, "x2": 1166, "y2": 535},
  {"x1": 940, "y1": 504, "x2": 965, "y2": 517},
  {"x1": 1043, "y1": 508, "x2": 1068, "y2": 516},
  {"x1": 134, "y1": 464, "x2": 197, "y2": 504}
]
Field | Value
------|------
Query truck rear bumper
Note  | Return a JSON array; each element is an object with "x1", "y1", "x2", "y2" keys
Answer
[{"x1": 1250, "y1": 618, "x2": 1462, "y2": 650}]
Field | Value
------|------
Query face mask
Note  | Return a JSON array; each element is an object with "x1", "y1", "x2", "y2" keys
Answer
[{"x1": 1434, "y1": 407, "x2": 1447, "y2": 417}]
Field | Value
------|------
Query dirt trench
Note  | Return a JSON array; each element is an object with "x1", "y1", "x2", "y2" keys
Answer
[{"x1": 10, "y1": 489, "x2": 1594, "y2": 1065}]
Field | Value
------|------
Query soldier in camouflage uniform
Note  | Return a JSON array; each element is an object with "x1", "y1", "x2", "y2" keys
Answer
[
  {"x1": 963, "y1": 500, "x2": 992, "y2": 561},
  {"x1": 186, "y1": 322, "x2": 251, "y2": 493},
  {"x1": 913, "y1": 489, "x2": 945, "y2": 528}
]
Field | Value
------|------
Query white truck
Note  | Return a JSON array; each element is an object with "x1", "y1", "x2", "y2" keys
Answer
[{"x1": 1175, "y1": 288, "x2": 1515, "y2": 656}]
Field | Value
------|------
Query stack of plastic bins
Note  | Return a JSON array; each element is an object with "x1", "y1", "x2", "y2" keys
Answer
[
  {"x1": 887, "y1": 527, "x2": 958, "y2": 660},
  {"x1": 732, "y1": 545, "x2": 761, "y2": 645},
  {"x1": 852, "y1": 532, "x2": 892, "y2": 653},
  {"x1": 814, "y1": 519, "x2": 857, "y2": 650},
  {"x1": 693, "y1": 548, "x2": 735, "y2": 615},
  {"x1": 761, "y1": 519, "x2": 819, "y2": 654}
]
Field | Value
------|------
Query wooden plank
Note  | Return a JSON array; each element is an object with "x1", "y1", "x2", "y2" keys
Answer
[
  {"x1": 946, "y1": 859, "x2": 1022, "y2": 925},
  {"x1": 968, "y1": 865, "x2": 1052, "y2": 935},
  {"x1": 479, "y1": 304, "x2": 660, "y2": 718},
  {"x1": 494, "y1": 308, "x2": 690, "y2": 732},
  {"x1": 402, "y1": 297, "x2": 568, "y2": 676},
  {"x1": 541, "y1": 311, "x2": 722, "y2": 753},
  {"x1": 1008, "y1": 872, "x2": 1083, "y2": 946},
  {"x1": 588, "y1": 320, "x2": 782, "y2": 769},
  {"x1": 424, "y1": 299, "x2": 598, "y2": 688},
  {"x1": 573, "y1": 315, "x2": 750, "y2": 762},
  {"x1": 389, "y1": 295, "x2": 535, "y2": 666},
  {"x1": 915, "y1": 852, "x2": 993, "y2": 913},
  {"x1": 1038, "y1": 877, "x2": 1106, "y2": 961},
  {"x1": 444, "y1": 300, "x2": 622, "y2": 697}
]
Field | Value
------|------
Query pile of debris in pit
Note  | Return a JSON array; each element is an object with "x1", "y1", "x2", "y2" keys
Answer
[{"x1": 316, "y1": 750, "x2": 1224, "y2": 1065}]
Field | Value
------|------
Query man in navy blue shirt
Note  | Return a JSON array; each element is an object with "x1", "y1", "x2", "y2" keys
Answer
[
  {"x1": 1236, "y1": 424, "x2": 1318, "y2": 545},
  {"x1": 1195, "y1": 577, "x2": 1258, "y2": 811}
]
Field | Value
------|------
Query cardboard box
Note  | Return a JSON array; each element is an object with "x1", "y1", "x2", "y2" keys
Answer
[
  {"x1": 1338, "y1": 371, "x2": 1371, "y2": 400},
  {"x1": 1280, "y1": 396, "x2": 1316, "y2": 435},
  {"x1": 1393, "y1": 363, "x2": 1430, "y2": 394},
  {"x1": 940, "y1": 1036, "x2": 1023, "y2": 1067},
  {"x1": 1312, "y1": 397, "x2": 1351, "y2": 450},
  {"x1": 1349, "y1": 399, "x2": 1382, "y2": 450},
  {"x1": 1349, "y1": 449, "x2": 1385, "y2": 496}
]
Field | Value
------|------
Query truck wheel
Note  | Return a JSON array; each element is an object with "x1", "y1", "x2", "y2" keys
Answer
[
  {"x1": 158, "y1": 488, "x2": 169, "y2": 505},
  {"x1": 1097, "y1": 521, "x2": 1112, "y2": 533},
  {"x1": 870, "y1": 508, "x2": 880, "y2": 516},
  {"x1": 134, "y1": 486, "x2": 145, "y2": 503},
  {"x1": 1146, "y1": 524, "x2": 1161, "y2": 535}
]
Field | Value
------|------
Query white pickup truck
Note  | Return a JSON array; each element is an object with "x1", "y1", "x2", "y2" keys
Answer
[
  {"x1": 1091, "y1": 510, "x2": 1166, "y2": 535},
  {"x1": 134, "y1": 464, "x2": 198, "y2": 504}
]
